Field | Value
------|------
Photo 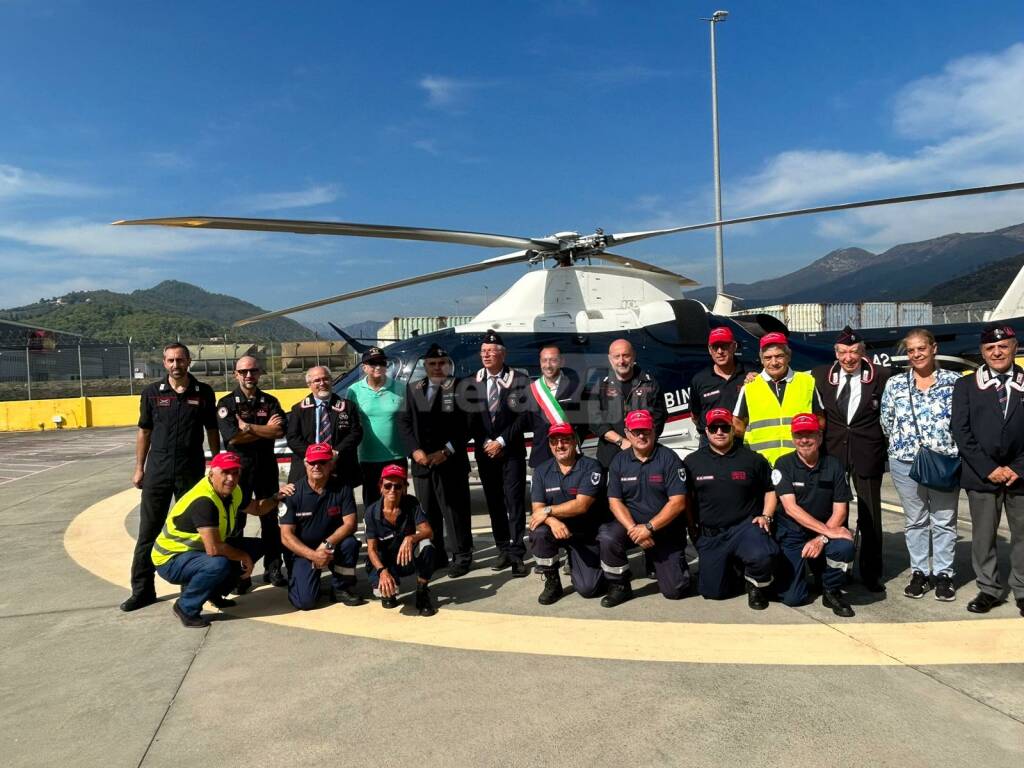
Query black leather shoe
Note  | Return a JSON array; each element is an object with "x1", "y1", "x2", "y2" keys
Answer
[
  {"x1": 233, "y1": 577, "x2": 252, "y2": 596},
  {"x1": 415, "y1": 585, "x2": 437, "y2": 617},
  {"x1": 263, "y1": 565, "x2": 288, "y2": 588},
  {"x1": 823, "y1": 589, "x2": 855, "y2": 617},
  {"x1": 862, "y1": 579, "x2": 886, "y2": 593},
  {"x1": 1017, "y1": 597, "x2": 1024, "y2": 617},
  {"x1": 331, "y1": 586, "x2": 367, "y2": 606},
  {"x1": 492, "y1": 552, "x2": 512, "y2": 571},
  {"x1": 600, "y1": 581, "x2": 633, "y2": 608},
  {"x1": 447, "y1": 561, "x2": 471, "y2": 578},
  {"x1": 747, "y1": 586, "x2": 769, "y2": 611},
  {"x1": 381, "y1": 595, "x2": 400, "y2": 609},
  {"x1": 119, "y1": 592, "x2": 157, "y2": 612},
  {"x1": 510, "y1": 559, "x2": 531, "y2": 578},
  {"x1": 966, "y1": 592, "x2": 1001, "y2": 614},
  {"x1": 173, "y1": 600, "x2": 210, "y2": 628},
  {"x1": 208, "y1": 595, "x2": 237, "y2": 609},
  {"x1": 538, "y1": 572, "x2": 564, "y2": 605}
]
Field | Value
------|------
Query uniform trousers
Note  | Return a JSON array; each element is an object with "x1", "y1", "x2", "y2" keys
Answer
[
  {"x1": 235, "y1": 465, "x2": 283, "y2": 571},
  {"x1": 890, "y1": 459, "x2": 958, "y2": 576},
  {"x1": 529, "y1": 521, "x2": 606, "y2": 598},
  {"x1": 696, "y1": 520, "x2": 778, "y2": 599},
  {"x1": 967, "y1": 489, "x2": 1024, "y2": 599},
  {"x1": 366, "y1": 538, "x2": 436, "y2": 596},
  {"x1": 477, "y1": 453, "x2": 527, "y2": 559},
  {"x1": 848, "y1": 470, "x2": 885, "y2": 583},
  {"x1": 413, "y1": 461, "x2": 474, "y2": 567},
  {"x1": 155, "y1": 537, "x2": 264, "y2": 617},
  {"x1": 597, "y1": 519, "x2": 690, "y2": 599},
  {"x1": 288, "y1": 535, "x2": 361, "y2": 610},
  {"x1": 774, "y1": 525, "x2": 855, "y2": 606},
  {"x1": 132, "y1": 466, "x2": 204, "y2": 597}
]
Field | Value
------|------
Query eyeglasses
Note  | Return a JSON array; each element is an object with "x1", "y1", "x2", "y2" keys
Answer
[
  {"x1": 364, "y1": 362, "x2": 387, "y2": 369},
  {"x1": 307, "y1": 460, "x2": 329, "y2": 467},
  {"x1": 381, "y1": 482, "x2": 405, "y2": 491},
  {"x1": 235, "y1": 368, "x2": 260, "y2": 376},
  {"x1": 707, "y1": 423, "x2": 732, "y2": 434},
  {"x1": 309, "y1": 377, "x2": 331, "y2": 384}
]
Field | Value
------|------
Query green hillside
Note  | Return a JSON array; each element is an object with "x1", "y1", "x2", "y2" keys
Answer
[
  {"x1": 919, "y1": 253, "x2": 1024, "y2": 304},
  {"x1": 0, "y1": 281, "x2": 314, "y2": 345}
]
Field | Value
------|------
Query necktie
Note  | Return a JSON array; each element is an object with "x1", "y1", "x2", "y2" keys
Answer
[
  {"x1": 317, "y1": 401, "x2": 331, "y2": 443},
  {"x1": 488, "y1": 376, "x2": 501, "y2": 416},
  {"x1": 836, "y1": 373, "x2": 852, "y2": 423},
  {"x1": 997, "y1": 374, "x2": 1009, "y2": 417}
]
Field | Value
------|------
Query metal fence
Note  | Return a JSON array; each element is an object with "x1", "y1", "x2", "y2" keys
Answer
[
  {"x1": 0, "y1": 340, "x2": 359, "y2": 402},
  {"x1": 930, "y1": 300, "x2": 997, "y2": 325}
]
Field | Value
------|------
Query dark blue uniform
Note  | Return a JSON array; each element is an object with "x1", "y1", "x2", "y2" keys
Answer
[
  {"x1": 683, "y1": 443, "x2": 779, "y2": 599},
  {"x1": 528, "y1": 454, "x2": 607, "y2": 598},
  {"x1": 279, "y1": 478, "x2": 360, "y2": 610},
  {"x1": 772, "y1": 452, "x2": 855, "y2": 606},
  {"x1": 599, "y1": 444, "x2": 691, "y2": 599},
  {"x1": 364, "y1": 496, "x2": 435, "y2": 594},
  {"x1": 689, "y1": 362, "x2": 750, "y2": 446}
]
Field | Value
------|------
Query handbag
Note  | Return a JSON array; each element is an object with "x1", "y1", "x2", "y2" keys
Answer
[{"x1": 906, "y1": 372, "x2": 960, "y2": 491}]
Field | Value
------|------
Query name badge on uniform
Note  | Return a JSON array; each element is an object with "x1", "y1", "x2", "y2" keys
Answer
[
  {"x1": 157, "y1": 396, "x2": 172, "y2": 407},
  {"x1": 187, "y1": 398, "x2": 200, "y2": 406},
  {"x1": 327, "y1": 506, "x2": 341, "y2": 517},
  {"x1": 731, "y1": 471, "x2": 747, "y2": 481},
  {"x1": 649, "y1": 474, "x2": 663, "y2": 484}
]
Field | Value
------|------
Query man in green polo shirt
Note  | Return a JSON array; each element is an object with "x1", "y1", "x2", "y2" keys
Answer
[{"x1": 347, "y1": 347, "x2": 407, "y2": 507}]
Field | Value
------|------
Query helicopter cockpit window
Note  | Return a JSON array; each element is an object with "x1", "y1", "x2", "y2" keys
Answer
[{"x1": 332, "y1": 357, "x2": 404, "y2": 398}]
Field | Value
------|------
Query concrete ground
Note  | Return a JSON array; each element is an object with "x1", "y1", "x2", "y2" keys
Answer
[{"x1": 0, "y1": 427, "x2": 1021, "y2": 768}]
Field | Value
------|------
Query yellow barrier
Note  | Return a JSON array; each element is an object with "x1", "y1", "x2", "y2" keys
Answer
[{"x1": 0, "y1": 388, "x2": 310, "y2": 432}]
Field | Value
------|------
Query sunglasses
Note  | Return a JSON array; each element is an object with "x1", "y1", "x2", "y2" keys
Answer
[
  {"x1": 235, "y1": 368, "x2": 260, "y2": 376},
  {"x1": 307, "y1": 460, "x2": 330, "y2": 466},
  {"x1": 381, "y1": 482, "x2": 405, "y2": 490},
  {"x1": 707, "y1": 423, "x2": 732, "y2": 434}
]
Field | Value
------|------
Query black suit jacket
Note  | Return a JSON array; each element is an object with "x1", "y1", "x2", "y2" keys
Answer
[
  {"x1": 466, "y1": 366, "x2": 531, "y2": 461},
  {"x1": 812, "y1": 360, "x2": 889, "y2": 477},
  {"x1": 526, "y1": 369, "x2": 585, "y2": 468},
  {"x1": 395, "y1": 376, "x2": 470, "y2": 478},
  {"x1": 286, "y1": 393, "x2": 362, "y2": 485},
  {"x1": 952, "y1": 365, "x2": 1024, "y2": 493}
]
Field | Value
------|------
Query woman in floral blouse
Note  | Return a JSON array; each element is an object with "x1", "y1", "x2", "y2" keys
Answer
[{"x1": 880, "y1": 328, "x2": 960, "y2": 602}]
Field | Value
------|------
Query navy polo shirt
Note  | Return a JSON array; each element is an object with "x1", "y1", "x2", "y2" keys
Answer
[
  {"x1": 531, "y1": 454, "x2": 607, "y2": 525},
  {"x1": 278, "y1": 477, "x2": 356, "y2": 548},
  {"x1": 772, "y1": 451, "x2": 852, "y2": 532},
  {"x1": 608, "y1": 444, "x2": 687, "y2": 524},
  {"x1": 364, "y1": 495, "x2": 427, "y2": 544},
  {"x1": 683, "y1": 443, "x2": 772, "y2": 528},
  {"x1": 689, "y1": 362, "x2": 750, "y2": 430}
]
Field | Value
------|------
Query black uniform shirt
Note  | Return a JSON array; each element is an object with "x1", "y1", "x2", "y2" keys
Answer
[
  {"x1": 364, "y1": 495, "x2": 427, "y2": 543},
  {"x1": 683, "y1": 443, "x2": 772, "y2": 528},
  {"x1": 771, "y1": 451, "x2": 852, "y2": 532},
  {"x1": 689, "y1": 361, "x2": 750, "y2": 430},
  {"x1": 217, "y1": 387, "x2": 285, "y2": 495},
  {"x1": 278, "y1": 477, "x2": 356, "y2": 548},
  {"x1": 608, "y1": 444, "x2": 687, "y2": 524},
  {"x1": 138, "y1": 374, "x2": 218, "y2": 472}
]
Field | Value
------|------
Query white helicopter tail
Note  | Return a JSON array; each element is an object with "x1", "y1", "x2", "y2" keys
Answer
[{"x1": 986, "y1": 260, "x2": 1024, "y2": 321}]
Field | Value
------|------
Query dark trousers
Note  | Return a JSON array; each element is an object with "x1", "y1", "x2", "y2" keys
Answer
[
  {"x1": 155, "y1": 537, "x2": 264, "y2": 617},
  {"x1": 967, "y1": 489, "x2": 1024, "y2": 599},
  {"x1": 360, "y1": 459, "x2": 407, "y2": 509},
  {"x1": 235, "y1": 467, "x2": 283, "y2": 570},
  {"x1": 696, "y1": 520, "x2": 779, "y2": 599},
  {"x1": 366, "y1": 538, "x2": 436, "y2": 595},
  {"x1": 597, "y1": 519, "x2": 691, "y2": 599},
  {"x1": 477, "y1": 453, "x2": 527, "y2": 559},
  {"x1": 529, "y1": 521, "x2": 605, "y2": 598},
  {"x1": 131, "y1": 469, "x2": 202, "y2": 596},
  {"x1": 774, "y1": 525, "x2": 855, "y2": 606},
  {"x1": 414, "y1": 463, "x2": 474, "y2": 567},
  {"x1": 288, "y1": 535, "x2": 361, "y2": 610},
  {"x1": 849, "y1": 471, "x2": 884, "y2": 584}
]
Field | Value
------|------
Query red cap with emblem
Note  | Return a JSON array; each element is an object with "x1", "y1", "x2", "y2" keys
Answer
[
  {"x1": 790, "y1": 413, "x2": 820, "y2": 434},
  {"x1": 624, "y1": 409, "x2": 654, "y2": 431},
  {"x1": 705, "y1": 408, "x2": 733, "y2": 426},
  {"x1": 210, "y1": 452, "x2": 242, "y2": 470},
  {"x1": 380, "y1": 464, "x2": 408, "y2": 481},
  {"x1": 708, "y1": 327, "x2": 735, "y2": 345},
  {"x1": 547, "y1": 422, "x2": 575, "y2": 438},
  {"x1": 305, "y1": 443, "x2": 334, "y2": 462},
  {"x1": 760, "y1": 332, "x2": 788, "y2": 349}
]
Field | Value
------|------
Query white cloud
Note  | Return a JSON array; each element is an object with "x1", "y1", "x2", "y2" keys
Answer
[
  {"x1": 0, "y1": 164, "x2": 100, "y2": 200},
  {"x1": 413, "y1": 138, "x2": 440, "y2": 156},
  {"x1": 231, "y1": 184, "x2": 341, "y2": 211},
  {"x1": 419, "y1": 75, "x2": 477, "y2": 108}
]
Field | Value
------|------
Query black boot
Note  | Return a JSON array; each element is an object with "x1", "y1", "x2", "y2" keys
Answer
[
  {"x1": 600, "y1": 581, "x2": 633, "y2": 608},
  {"x1": 538, "y1": 572, "x2": 564, "y2": 605},
  {"x1": 747, "y1": 585, "x2": 769, "y2": 611},
  {"x1": 415, "y1": 584, "x2": 437, "y2": 617},
  {"x1": 822, "y1": 589, "x2": 855, "y2": 617}
]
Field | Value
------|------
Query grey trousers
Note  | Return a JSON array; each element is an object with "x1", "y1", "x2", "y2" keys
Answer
[{"x1": 966, "y1": 489, "x2": 1024, "y2": 599}]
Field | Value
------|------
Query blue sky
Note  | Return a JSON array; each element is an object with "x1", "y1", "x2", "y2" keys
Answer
[{"x1": 2, "y1": 1, "x2": 1023, "y2": 328}]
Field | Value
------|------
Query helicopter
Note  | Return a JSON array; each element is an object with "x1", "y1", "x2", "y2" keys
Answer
[{"x1": 115, "y1": 180, "x2": 1024, "y2": 457}]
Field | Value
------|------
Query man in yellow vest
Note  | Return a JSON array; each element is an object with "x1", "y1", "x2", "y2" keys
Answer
[
  {"x1": 152, "y1": 451, "x2": 284, "y2": 628},
  {"x1": 733, "y1": 332, "x2": 823, "y2": 466}
]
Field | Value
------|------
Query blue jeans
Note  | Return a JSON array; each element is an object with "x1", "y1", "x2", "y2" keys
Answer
[
  {"x1": 156, "y1": 538, "x2": 263, "y2": 617},
  {"x1": 889, "y1": 459, "x2": 958, "y2": 576}
]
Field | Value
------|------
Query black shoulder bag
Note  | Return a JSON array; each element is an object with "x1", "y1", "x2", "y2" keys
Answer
[{"x1": 907, "y1": 372, "x2": 960, "y2": 492}]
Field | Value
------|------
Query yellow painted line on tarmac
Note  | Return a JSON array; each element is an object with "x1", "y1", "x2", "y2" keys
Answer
[{"x1": 65, "y1": 490, "x2": 1024, "y2": 666}]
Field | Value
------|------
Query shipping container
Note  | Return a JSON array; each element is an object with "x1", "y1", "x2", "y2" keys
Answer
[
  {"x1": 860, "y1": 302, "x2": 900, "y2": 329},
  {"x1": 824, "y1": 302, "x2": 860, "y2": 331},
  {"x1": 898, "y1": 302, "x2": 933, "y2": 327},
  {"x1": 784, "y1": 303, "x2": 825, "y2": 332},
  {"x1": 735, "y1": 301, "x2": 935, "y2": 332},
  {"x1": 377, "y1": 316, "x2": 474, "y2": 346}
]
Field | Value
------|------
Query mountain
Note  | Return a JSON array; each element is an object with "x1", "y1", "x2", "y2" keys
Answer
[
  {"x1": 687, "y1": 223, "x2": 1024, "y2": 306},
  {"x1": 0, "y1": 280, "x2": 315, "y2": 345},
  {"x1": 919, "y1": 252, "x2": 1024, "y2": 304}
]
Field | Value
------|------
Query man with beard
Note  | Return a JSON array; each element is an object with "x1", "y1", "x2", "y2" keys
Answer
[{"x1": 286, "y1": 365, "x2": 363, "y2": 488}]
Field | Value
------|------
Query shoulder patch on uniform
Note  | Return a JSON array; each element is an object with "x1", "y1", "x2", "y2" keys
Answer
[
  {"x1": 218, "y1": 406, "x2": 229, "y2": 419},
  {"x1": 277, "y1": 502, "x2": 288, "y2": 518},
  {"x1": 771, "y1": 469, "x2": 782, "y2": 485},
  {"x1": 678, "y1": 467, "x2": 686, "y2": 482},
  {"x1": 590, "y1": 471, "x2": 602, "y2": 486}
]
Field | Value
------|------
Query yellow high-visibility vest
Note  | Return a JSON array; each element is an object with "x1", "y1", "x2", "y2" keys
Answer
[
  {"x1": 151, "y1": 477, "x2": 241, "y2": 567},
  {"x1": 744, "y1": 371, "x2": 816, "y2": 466}
]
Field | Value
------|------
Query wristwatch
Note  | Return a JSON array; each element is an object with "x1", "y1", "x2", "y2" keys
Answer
[
  {"x1": 322, "y1": 540, "x2": 335, "y2": 552},
  {"x1": 543, "y1": 505, "x2": 552, "y2": 518},
  {"x1": 818, "y1": 534, "x2": 829, "y2": 544},
  {"x1": 644, "y1": 522, "x2": 655, "y2": 534}
]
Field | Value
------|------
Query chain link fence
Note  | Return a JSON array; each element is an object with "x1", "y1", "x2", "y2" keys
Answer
[{"x1": 930, "y1": 300, "x2": 998, "y2": 325}]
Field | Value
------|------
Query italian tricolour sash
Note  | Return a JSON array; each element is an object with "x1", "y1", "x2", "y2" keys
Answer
[{"x1": 530, "y1": 378, "x2": 567, "y2": 425}]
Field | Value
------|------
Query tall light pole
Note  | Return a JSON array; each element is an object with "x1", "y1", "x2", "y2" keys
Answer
[{"x1": 703, "y1": 9, "x2": 729, "y2": 295}]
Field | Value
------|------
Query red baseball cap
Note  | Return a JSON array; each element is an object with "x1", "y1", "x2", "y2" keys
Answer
[
  {"x1": 305, "y1": 443, "x2": 334, "y2": 462},
  {"x1": 708, "y1": 327, "x2": 735, "y2": 345},
  {"x1": 210, "y1": 452, "x2": 242, "y2": 471},
  {"x1": 760, "y1": 332, "x2": 789, "y2": 349},
  {"x1": 790, "y1": 413, "x2": 820, "y2": 434},
  {"x1": 380, "y1": 464, "x2": 408, "y2": 481},
  {"x1": 705, "y1": 408, "x2": 733, "y2": 426},
  {"x1": 547, "y1": 423, "x2": 575, "y2": 438},
  {"x1": 624, "y1": 409, "x2": 654, "y2": 432}
]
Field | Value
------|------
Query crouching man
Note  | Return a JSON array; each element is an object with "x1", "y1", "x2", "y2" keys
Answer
[
  {"x1": 364, "y1": 464, "x2": 438, "y2": 616},
  {"x1": 152, "y1": 452, "x2": 282, "y2": 628},
  {"x1": 278, "y1": 443, "x2": 364, "y2": 610}
]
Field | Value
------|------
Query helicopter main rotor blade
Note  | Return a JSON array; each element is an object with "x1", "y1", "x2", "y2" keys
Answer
[
  {"x1": 607, "y1": 181, "x2": 1024, "y2": 247},
  {"x1": 589, "y1": 252, "x2": 698, "y2": 285},
  {"x1": 232, "y1": 250, "x2": 535, "y2": 327},
  {"x1": 113, "y1": 215, "x2": 559, "y2": 251}
]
